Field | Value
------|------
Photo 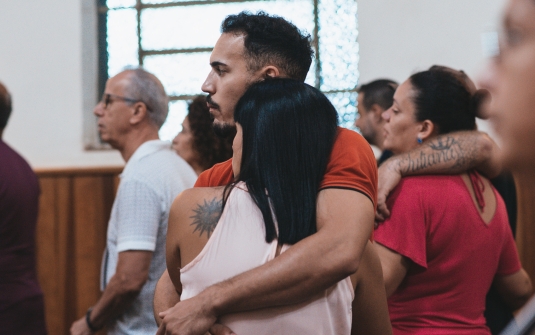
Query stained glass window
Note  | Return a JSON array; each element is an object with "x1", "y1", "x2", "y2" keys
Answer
[{"x1": 98, "y1": 0, "x2": 359, "y2": 141}]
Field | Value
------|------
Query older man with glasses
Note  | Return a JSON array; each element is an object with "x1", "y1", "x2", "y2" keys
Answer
[{"x1": 70, "y1": 68, "x2": 197, "y2": 335}]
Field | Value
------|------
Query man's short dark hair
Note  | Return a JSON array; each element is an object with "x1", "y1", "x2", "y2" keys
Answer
[
  {"x1": 0, "y1": 82, "x2": 12, "y2": 130},
  {"x1": 221, "y1": 11, "x2": 313, "y2": 82},
  {"x1": 357, "y1": 79, "x2": 398, "y2": 111}
]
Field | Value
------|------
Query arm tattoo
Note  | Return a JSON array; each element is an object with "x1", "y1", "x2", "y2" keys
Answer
[
  {"x1": 398, "y1": 133, "x2": 480, "y2": 175},
  {"x1": 190, "y1": 198, "x2": 223, "y2": 238}
]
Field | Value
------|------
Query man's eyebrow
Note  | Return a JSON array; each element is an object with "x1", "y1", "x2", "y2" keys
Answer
[{"x1": 210, "y1": 61, "x2": 227, "y2": 68}]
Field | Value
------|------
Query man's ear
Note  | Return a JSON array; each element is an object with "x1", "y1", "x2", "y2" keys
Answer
[
  {"x1": 370, "y1": 104, "x2": 385, "y2": 122},
  {"x1": 260, "y1": 65, "x2": 281, "y2": 79},
  {"x1": 417, "y1": 120, "x2": 435, "y2": 141},
  {"x1": 130, "y1": 102, "x2": 149, "y2": 125}
]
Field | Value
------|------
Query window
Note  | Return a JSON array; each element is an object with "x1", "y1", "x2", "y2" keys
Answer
[{"x1": 96, "y1": 0, "x2": 359, "y2": 143}]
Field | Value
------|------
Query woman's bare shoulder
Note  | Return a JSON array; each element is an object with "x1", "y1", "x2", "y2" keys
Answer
[
  {"x1": 168, "y1": 186, "x2": 227, "y2": 264},
  {"x1": 169, "y1": 186, "x2": 226, "y2": 235},
  {"x1": 172, "y1": 186, "x2": 226, "y2": 212}
]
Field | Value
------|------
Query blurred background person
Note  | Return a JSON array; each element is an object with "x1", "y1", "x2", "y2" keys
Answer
[
  {"x1": 374, "y1": 68, "x2": 532, "y2": 335},
  {"x1": 355, "y1": 79, "x2": 398, "y2": 165},
  {"x1": 0, "y1": 81, "x2": 47, "y2": 334},
  {"x1": 480, "y1": 0, "x2": 535, "y2": 182},
  {"x1": 172, "y1": 95, "x2": 234, "y2": 175},
  {"x1": 479, "y1": 0, "x2": 535, "y2": 332}
]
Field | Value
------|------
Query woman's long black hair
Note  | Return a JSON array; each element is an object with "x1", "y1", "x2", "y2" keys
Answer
[{"x1": 225, "y1": 78, "x2": 338, "y2": 245}]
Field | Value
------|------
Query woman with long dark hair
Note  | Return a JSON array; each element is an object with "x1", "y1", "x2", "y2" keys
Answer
[
  {"x1": 374, "y1": 67, "x2": 532, "y2": 335},
  {"x1": 162, "y1": 78, "x2": 391, "y2": 334}
]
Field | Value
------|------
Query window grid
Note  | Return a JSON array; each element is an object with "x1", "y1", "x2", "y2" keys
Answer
[
  {"x1": 98, "y1": 0, "x2": 359, "y2": 141},
  {"x1": 98, "y1": 0, "x2": 327, "y2": 101}
]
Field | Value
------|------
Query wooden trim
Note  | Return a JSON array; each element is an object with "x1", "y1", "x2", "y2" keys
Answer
[{"x1": 35, "y1": 166, "x2": 123, "y2": 177}]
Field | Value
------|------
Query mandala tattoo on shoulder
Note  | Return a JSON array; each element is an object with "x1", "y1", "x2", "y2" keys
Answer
[{"x1": 190, "y1": 198, "x2": 223, "y2": 238}]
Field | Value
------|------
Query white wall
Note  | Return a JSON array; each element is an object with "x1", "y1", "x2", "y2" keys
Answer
[
  {"x1": 0, "y1": 0, "x2": 123, "y2": 169},
  {"x1": 0, "y1": 0, "x2": 506, "y2": 168},
  {"x1": 357, "y1": 0, "x2": 505, "y2": 84}
]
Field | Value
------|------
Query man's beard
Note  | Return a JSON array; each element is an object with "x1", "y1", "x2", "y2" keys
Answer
[
  {"x1": 206, "y1": 94, "x2": 237, "y2": 138},
  {"x1": 213, "y1": 122, "x2": 237, "y2": 138}
]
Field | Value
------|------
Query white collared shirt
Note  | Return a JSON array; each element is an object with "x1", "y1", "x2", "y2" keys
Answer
[{"x1": 101, "y1": 140, "x2": 197, "y2": 335}]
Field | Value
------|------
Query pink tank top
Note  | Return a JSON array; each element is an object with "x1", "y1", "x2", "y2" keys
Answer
[{"x1": 180, "y1": 182, "x2": 354, "y2": 334}]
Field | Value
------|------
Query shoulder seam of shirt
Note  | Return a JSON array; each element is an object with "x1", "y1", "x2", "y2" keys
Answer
[{"x1": 119, "y1": 176, "x2": 164, "y2": 199}]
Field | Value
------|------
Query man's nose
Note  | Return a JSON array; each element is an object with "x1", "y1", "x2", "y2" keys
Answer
[
  {"x1": 93, "y1": 103, "x2": 104, "y2": 116},
  {"x1": 201, "y1": 71, "x2": 215, "y2": 94},
  {"x1": 382, "y1": 110, "x2": 390, "y2": 121}
]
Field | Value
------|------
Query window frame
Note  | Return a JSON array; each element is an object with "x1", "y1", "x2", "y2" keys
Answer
[{"x1": 88, "y1": 0, "x2": 358, "y2": 149}]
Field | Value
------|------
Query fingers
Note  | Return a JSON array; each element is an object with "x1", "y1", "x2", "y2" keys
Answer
[
  {"x1": 375, "y1": 204, "x2": 390, "y2": 222},
  {"x1": 375, "y1": 213, "x2": 384, "y2": 225},
  {"x1": 375, "y1": 203, "x2": 390, "y2": 224},
  {"x1": 374, "y1": 213, "x2": 381, "y2": 223},
  {"x1": 209, "y1": 323, "x2": 236, "y2": 335}
]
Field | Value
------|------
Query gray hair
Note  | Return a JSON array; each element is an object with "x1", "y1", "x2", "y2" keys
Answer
[{"x1": 122, "y1": 67, "x2": 169, "y2": 128}]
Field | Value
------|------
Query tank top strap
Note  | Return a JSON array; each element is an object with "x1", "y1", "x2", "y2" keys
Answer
[{"x1": 468, "y1": 170, "x2": 486, "y2": 211}]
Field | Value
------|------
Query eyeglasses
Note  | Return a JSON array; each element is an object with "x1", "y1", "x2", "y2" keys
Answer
[
  {"x1": 100, "y1": 93, "x2": 150, "y2": 111},
  {"x1": 100, "y1": 93, "x2": 139, "y2": 108}
]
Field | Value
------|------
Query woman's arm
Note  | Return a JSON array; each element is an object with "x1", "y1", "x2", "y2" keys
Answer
[
  {"x1": 351, "y1": 241, "x2": 392, "y2": 335},
  {"x1": 165, "y1": 196, "x2": 184, "y2": 297},
  {"x1": 153, "y1": 194, "x2": 185, "y2": 326},
  {"x1": 374, "y1": 242, "x2": 410, "y2": 297},
  {"x1": 153, "y1": 270, "x2": 181, "y2": 325},
  {"x1": 494, "y1": 269, "x2": 533, "y2": 310},
  {"x1": 377, "y1": 131, "x2": 501, "y2": 221}
]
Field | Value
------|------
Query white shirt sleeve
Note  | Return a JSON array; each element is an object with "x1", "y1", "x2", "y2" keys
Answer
[{"x1": 113, "y1": 178, "x2": 162, "y2": 252}]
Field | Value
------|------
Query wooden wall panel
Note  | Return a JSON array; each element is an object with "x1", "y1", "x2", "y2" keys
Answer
[
  {"x1": 72, "y1": 176, "x2": 103, "y2": 316},
  {"x1": 72, "y1": 176, "x2": 112, "y2": 319},
  {"x1": 35, "y1": 167, "x2": 122, "y2": 335},
  {"x1": 56, "y1": 177, "x2": 76, "y2": 330},
  {"x1": 32, "y1": 166, "x2": 535, "y2": 333},
  {"x1": 36, "y1": 177, "x2": 69, "y2": 335}
]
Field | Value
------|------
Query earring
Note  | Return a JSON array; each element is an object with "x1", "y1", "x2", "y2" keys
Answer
[{"x1": 417, "y1": 137, "x2": 423, "y2": 144}]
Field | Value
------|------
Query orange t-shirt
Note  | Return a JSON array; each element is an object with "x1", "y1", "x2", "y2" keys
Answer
[{"x1": 195, "y1": 127, "x2": 378, "y2": 207}]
